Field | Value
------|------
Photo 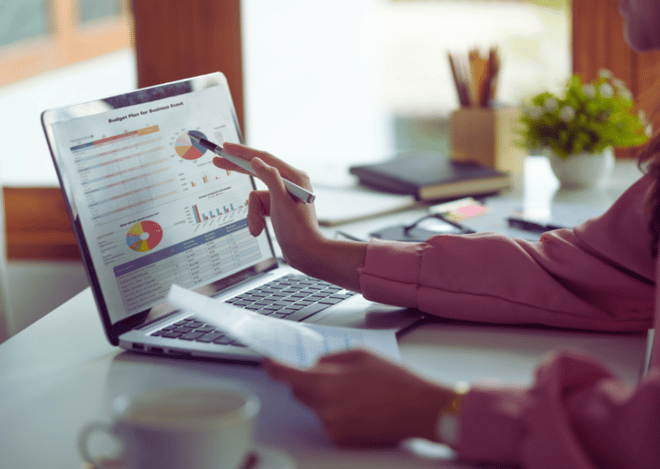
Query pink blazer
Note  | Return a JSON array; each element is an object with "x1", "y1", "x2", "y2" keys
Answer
[{"x1": 359, "y1": 174, "x2": 659, "y2": 468}]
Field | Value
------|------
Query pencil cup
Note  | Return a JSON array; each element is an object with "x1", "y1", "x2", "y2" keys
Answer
[{"x1": 450, "y1": 107, "x2": 526, "y2": 175}]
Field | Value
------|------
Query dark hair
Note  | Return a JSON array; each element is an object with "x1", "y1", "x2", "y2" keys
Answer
[
  {"x1": 635, "y1": 68, "x2": 660, "y2": 258},
  {"x1": 639, "y1": 139, "x2": 660, "y2": 257},
  {"x1": 639, "y1": 145, "x2": 660, "y2": 258}
]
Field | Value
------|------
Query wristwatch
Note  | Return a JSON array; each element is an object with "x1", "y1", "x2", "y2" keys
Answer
[{"x1": 436, "y1": 382, "x2": 470, "y2": 446}]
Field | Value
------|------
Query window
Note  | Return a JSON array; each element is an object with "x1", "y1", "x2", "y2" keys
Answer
[
  {"x1": 79, "y1": 0, "x2": 122, "y2": 24},
  {"x1": 241, "y1": 0, "x2": 571, "y2": 181},
  {"x1": 0, "y1": 0, "x2": 49, "y2": 47},
  {"x1": 0, "y1": 0, "x2": 131, "y2": 87}
]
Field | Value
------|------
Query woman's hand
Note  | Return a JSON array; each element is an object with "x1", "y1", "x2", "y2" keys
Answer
[
  {"x1": 263, "y1": 349, "x2": 457, "y2": 448},
  {"x1": 213, "y1": 143, "x2": 368, "y2": 292},
  {"x1": 213, "y1": 143, "x2": 323, "y2": 267}
]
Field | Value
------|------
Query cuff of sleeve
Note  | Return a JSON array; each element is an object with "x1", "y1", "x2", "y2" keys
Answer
[
  {"x1": 358, "y1": 239, "x2": 425, "y2": 307},
  {"x1": 457, "y1": 386, "x2": 528, "y2": 466}
]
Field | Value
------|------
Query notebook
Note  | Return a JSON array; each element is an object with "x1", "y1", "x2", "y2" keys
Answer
[
  {"x1": 41, "y1": 72, "x2": 423, "y2": 363},
  {"x1": 349, "y1": 153, "x2": 511, "y2": 201}
]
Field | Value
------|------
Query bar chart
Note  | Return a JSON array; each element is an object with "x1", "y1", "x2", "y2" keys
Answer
[
  {"x1": 188, "y1": 173, "x2": 229, "y2": 187},
  {"x1": 190, "y1": 199, "x2": 249, "y2": 224}
]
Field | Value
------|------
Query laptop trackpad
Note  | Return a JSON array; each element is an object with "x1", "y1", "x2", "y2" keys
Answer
[{"x1": 308, "y1": 297, "x2": 422, "y2": 330}]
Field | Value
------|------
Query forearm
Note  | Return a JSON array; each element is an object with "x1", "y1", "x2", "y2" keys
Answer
[
  {"x1": 358, "y1": 233, "x2": 654, "y2": 331},
  {"x1": 286, "y1": 236, "x2": 367, "y2": 293}
]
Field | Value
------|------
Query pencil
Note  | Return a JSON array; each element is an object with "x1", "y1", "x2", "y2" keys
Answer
[{"x1": 448, "y1": 52, "x2": 470, "y2": 107}]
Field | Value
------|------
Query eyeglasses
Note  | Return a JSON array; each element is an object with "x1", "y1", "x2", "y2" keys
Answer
[
  {"x1": 335, "y1": 213, "x2": 476, "y2": 244},
  {"x1": 367, "y1": 213, "x2": 476, "y2": 242},
  {"x1": 403, "y1": 213, "x2": 475, "y2": 236}
]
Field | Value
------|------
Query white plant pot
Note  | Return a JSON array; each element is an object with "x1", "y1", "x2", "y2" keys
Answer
[{"x1": 545, "y1": 147, "x2": 615, "y2": 188}]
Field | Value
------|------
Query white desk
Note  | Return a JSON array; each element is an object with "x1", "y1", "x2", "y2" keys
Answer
[{"x1": 0, "y1": 158, "x2": 649, "y2": 469}]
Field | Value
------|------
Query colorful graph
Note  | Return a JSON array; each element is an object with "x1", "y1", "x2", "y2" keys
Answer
[
  {"x1": 192, "y1": 200, "x2": 249, "y2": 223},
  {"x1": 174, "y1": 130, "x2": 207, "y2": 160},
  {"x1": 190, "y1": 174, "x2": 223, "y2": 187},
  {"x1": 126, "y1": 220, "x2": 164, "y2": 252}
]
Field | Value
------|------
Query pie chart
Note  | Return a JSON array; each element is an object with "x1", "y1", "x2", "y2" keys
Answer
[
  {"x1": 175, "y1": 130, "x2": 207, "y2": 160},
  {"x1": 126, "y1": 220, "x2": 163, "y2": 252}
]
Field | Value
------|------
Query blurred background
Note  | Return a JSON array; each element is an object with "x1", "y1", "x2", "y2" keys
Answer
[{"x1": 0, "y1": 0, "x2": 649, "y2": 340}]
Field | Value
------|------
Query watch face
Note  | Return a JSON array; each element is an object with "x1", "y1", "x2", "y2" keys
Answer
[
  {"x1": 436, "y1": 383, "x2": 469, "y2": 446},
  {"x1": 437, "y1": 413, "x2": 459, "y2": 447}
]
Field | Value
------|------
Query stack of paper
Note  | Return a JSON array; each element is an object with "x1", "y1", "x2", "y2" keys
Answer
[{"x1": 313, "y1": 184, "x2": 417, "y2": 226}]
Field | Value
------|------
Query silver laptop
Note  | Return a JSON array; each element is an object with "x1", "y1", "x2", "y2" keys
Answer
[{"x1": 41, "y1": 72, "x2": 423, "y2": 363}]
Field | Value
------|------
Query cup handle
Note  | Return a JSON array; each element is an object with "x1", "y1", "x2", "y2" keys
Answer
[{"x1": 78, "y1": 421, "x2": 122, "y2": 469}]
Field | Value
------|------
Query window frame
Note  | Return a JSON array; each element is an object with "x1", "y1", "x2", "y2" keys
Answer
[{"x1": 0, "y1": 0, "x2": 131, "y2": 88}]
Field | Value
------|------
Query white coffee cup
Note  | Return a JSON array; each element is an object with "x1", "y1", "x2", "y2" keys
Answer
[{"x1": 78, "y1": 387, "x2": 260, "y2": 469}]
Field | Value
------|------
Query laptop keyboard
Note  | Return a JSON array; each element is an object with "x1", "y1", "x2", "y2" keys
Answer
[{"x1": 150, "y1": 274, "x2": 356, "y2": 347}]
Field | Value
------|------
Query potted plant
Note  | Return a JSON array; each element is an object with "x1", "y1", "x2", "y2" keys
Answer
[{"x1": 518, "y1": 69, "x2": 651, "y2": 187}]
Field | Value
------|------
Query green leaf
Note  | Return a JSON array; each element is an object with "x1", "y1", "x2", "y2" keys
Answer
[{"x1": 517, "y1": 72, "x2": 649, "y2": 155}]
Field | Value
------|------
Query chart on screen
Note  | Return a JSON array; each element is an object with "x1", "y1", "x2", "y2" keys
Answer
[{"x1": 174, "y1": 130, "x2": 207, "y2": 160}]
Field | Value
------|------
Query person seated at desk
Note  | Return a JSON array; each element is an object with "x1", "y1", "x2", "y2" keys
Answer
[{"x1": 212, "y1": 1, "x2": 660, "y2": 467}]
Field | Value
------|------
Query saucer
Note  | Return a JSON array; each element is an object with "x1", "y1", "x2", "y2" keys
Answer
[
  {"x1": 81, "y1": 444, "x2": 296, "y2": 469},
  {"x1": 250, "y1": 445, "x2": 296, "y2": 469}
]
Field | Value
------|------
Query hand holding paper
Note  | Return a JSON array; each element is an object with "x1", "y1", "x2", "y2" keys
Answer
[{"x1": 166, "y1": 285, "x2": 401, "y2": 368}]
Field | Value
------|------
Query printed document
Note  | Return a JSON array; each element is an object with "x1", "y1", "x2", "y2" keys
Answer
[{"x1": 167, "y1": 285, "x2": 401, "y2": 368}]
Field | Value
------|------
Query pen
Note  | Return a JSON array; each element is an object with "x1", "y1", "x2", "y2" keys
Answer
[
  {"x1": 506, "y1": 217, "x2": 566, "y2": 233},
  {"x1": 187, "y1": 133, "x2": 316, "y2": 204}
]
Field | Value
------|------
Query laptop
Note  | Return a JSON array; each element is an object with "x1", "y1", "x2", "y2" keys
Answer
[{"x1": 41, "y1": 72, "x2": 423, "y2": 363}]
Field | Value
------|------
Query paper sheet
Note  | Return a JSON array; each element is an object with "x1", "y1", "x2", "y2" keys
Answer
[
  {"x1": 313, "y1": 185, "x2": 416, "y2": 226},
  {"x1": 167, "y1": 285, "x2": 401, "y2": 368}
]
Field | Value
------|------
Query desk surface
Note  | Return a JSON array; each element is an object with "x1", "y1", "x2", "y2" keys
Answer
[{"x1": 0, "y1": 158, "x2": 649, "y2": 469}]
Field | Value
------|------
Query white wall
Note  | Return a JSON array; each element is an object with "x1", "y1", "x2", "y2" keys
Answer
[
  {"x1": 242, "y1": 0, "x2": 570, "y2": 180},
  {"x1": 0, "y1": 48, "x2": 137, "y2": 186},
  {"x1": 0, "y1": 0, "x2": 570, "y2": 336},
  {"x1": 0, "y1": 49, "x2": 136, "y2": 339},
  {"x1": 5, "y1": 261, "x2": 89, "y2": 336}
]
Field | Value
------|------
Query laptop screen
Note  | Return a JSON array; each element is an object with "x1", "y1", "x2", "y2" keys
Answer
[{"x1": 42, "y1": 73, "x2": 276, "y2": 335}]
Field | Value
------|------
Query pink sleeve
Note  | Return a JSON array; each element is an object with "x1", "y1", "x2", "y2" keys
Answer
[
  {"x1": 358, "y1": 175, "x2": 656, "y2": 332},
  {"x1": 357, "y1": 174, "x2": 660, "y2": 467},
  {"x1": 457, "y1": 352, "x2": 660, "y2": 468}
]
